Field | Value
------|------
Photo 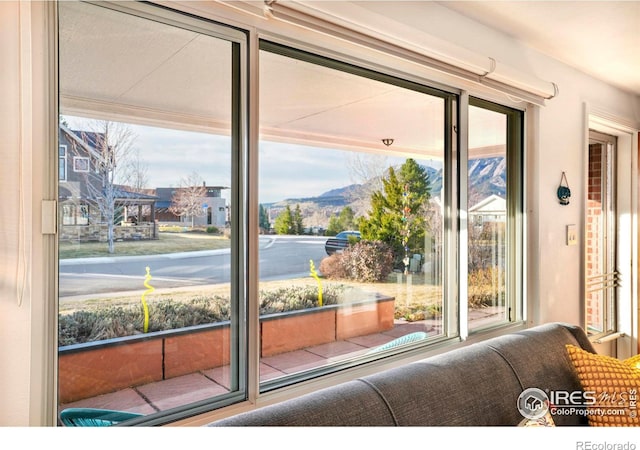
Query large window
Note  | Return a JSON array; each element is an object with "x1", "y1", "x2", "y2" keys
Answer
[
  {"x1": 258, "y1": 43, "x2": 450, "y2": 388},
  {"x1": 57, "y1": 1, "x2": 246, "y2": 425},
  {"x1": 467, "y1": 99, "x2": 523, "y2": 332},
  {"x1": 586, "y1": 130, "x2": 618, "y2": 337},
  {"x1": 55, "y1": 1, "x2": 524, "y2": 426}
]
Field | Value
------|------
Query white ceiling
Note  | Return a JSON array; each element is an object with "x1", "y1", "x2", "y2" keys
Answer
[
  {"x1": 438, "y1": 1, "x2": 640, "y2": 96},
  {"x1": 59, "y1": 1, "x2": 638, "y2": 162}
]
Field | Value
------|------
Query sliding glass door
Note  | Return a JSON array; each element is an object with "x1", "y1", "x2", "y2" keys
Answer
[{"x1": 57, "y1": 1, "x2": 246, "y2": 424}]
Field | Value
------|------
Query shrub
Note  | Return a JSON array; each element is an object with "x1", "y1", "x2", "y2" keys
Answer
[
  {"x1": 259, "y1": 284, "x2": 347, "y2": 314},
  {"x1": 318, "y1": 253, "x2": 349, "y2": 279},
  {"x1": 58, "y1": 296, "x2": 231, "y2": 346},
  {"x1": 395, "y1": 302, "x2": 442, "y2": 322},
  {"x1": 206, "y1": 226, "x2": 219, "y2": 234},
  {"x1": 468, "y1": 267, "x2": 505, "y2": 308},
  {"x1": 322, "y1": 240, "x2": 394, "y2": 283},
  {"x1": 59, "y1": 285, "x2": 349, "y2": 345}
]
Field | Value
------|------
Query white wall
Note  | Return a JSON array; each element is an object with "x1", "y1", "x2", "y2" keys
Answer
[
  {"x1": 1, "y1": 0, "x2": 639, "y2": 426},
  {"x1": 0, "y1": 0, "x2": 32, "y2": 427},
  {"x1": 1, "y1": 0, "x2": 56, "y2": 426}
]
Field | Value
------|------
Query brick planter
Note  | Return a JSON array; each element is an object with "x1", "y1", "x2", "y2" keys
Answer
[
  {"x1": 59, "y1": 323, "x2": 230, "y2": 404},
  {"x1": 59, "y1": 295, "x2": 394, "y2": 403},
  {"x1": 260, "y1": 295, "x2": 395, "y2": 357}
]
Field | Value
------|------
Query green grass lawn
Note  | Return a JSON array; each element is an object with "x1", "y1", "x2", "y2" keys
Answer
[{"x1": 59, "y1": 232, "x2": 230, "y2": 259}]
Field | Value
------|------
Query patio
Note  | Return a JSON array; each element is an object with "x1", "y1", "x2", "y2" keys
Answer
[{"x1": 58, "y1": 307, "x2": 502, "y2": 424}]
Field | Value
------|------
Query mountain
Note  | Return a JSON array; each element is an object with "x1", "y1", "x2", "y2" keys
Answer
[
  {"x1": 467, "y1": 157, "x2": 506, "y2": 206},
  {"x1": 264, "y1": 157, "x2": 506, "y2": 228}
]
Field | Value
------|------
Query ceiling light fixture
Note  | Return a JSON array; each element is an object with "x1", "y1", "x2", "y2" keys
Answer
[{"x1": 382, "y1": 138, "x2": 394, "y2": 147}]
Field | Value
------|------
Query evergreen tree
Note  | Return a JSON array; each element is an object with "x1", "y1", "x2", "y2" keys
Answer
[
  {"x1": 259, "y1": 204, "x2": 270, "y2": 232},
  {"x1": 326, "y1": 215, "x2": 342, "y2": 236},
  {"x1": 326, "y1": 206, "x2": 357, "y2": 235},
  {"x1": 293, "y1": 204, "x2": 304, "y2": 235},
  {"x1": 359, "y1": 158, "x2": 430, "y2": 268},
  {"x1": 337, "y1": 206, "x2": 357, "y2": 231},
  {"x1": 274, "y1": 205, "x2": 293, "y2": 235}
]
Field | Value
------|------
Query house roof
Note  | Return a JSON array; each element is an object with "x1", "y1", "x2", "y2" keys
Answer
[
  {"x1": 112, "y1": 185, "x2": 159, "y2": 202},
  {"x1": 469, "y1": 194, "x2": 506, "y2": 213},
  {"x1": 59, "y1": 124, "x2": 101, "y2": 160}
]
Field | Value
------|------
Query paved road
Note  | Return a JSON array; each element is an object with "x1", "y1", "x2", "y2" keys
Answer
[{"x1": 59, "y1": 235, "x2": 328, "y2": 298}]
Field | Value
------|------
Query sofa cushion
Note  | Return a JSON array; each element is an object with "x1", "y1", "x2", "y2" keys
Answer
[
  {"x1": 566, "y1": 344, "x2": 640, "y2": 426},
  {"x1": 362, "y1": 323, "x2": 593, "y2": 426},
  {"x1": 209, "y1": 323, "x2": 595, "y2": 427},
  {"x1": 361, "y1": 343, "x2": 524, "y2": 426},
  {"x1": 484, "y1": 323, "x2": 594, "y2": 425},
  {"x1": 208, "y1": 379, "x2": 396, "y2": 426}
]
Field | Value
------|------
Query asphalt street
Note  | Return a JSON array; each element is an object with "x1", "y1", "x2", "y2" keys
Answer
[{"x1": 59, "y1": 235, "x2": 328, "y2": 298}]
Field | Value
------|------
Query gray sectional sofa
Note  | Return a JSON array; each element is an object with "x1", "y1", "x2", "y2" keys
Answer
[{"x1": 208, "y1": 322, "x2": 595, "y2": 426}]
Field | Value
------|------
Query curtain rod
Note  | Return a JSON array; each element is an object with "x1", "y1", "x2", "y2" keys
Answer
[{"x1": 264, "y1": 0, "x2": 558, "y2": 106}]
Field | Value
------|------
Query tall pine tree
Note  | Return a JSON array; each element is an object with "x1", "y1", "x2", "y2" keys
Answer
[
  {"x1": 293, "y1": 204, "x2": 304, "y2": 235},
  {"x1": 359, "y1": 158, "x2": 430, "y2": 268},
  {"x1": 274, "y1": 205, "x2": 293, "y2": 235},
  {"x1": 259, "y1": 204, "x2": 270, "y2": 232}
]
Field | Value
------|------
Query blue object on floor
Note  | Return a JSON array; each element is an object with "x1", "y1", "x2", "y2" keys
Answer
[
  {"x1": 367, "y1": 331, "x2": 429, "y2": 353},
  {"x1": 59, "y1": 408, "x2": 143, "y2": 426}
]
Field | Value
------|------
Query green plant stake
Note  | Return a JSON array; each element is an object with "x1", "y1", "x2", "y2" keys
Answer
[
  {"x1": 309, "y1": 260, "x2": 323, "y2": 307},
  {"x1": 141, "y1": 266, "x2": 154, "y2": 333}
]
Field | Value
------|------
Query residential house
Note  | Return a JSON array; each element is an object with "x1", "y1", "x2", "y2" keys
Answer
[
  {"x1": 155, "y1": 185, "x2": 228, "y2": 228},
  {"x1": 58, "y1": 124, "x2": 159, "y2": 241}
]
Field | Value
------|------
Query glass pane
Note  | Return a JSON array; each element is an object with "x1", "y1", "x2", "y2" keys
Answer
[
  {"x1": 58, "y1": 1, "x2": 237, "y2": 423},
  {"x1": 59, "y1": 145, "x2": 67, "y2": 181},
  {"x1": 586, "y1": 135, "x2": 617, "y2": 336},
  {"x1": 467, "y1": 105, "x2": 508, "y2": 331},
  {"x1": 258, "y1": 47, "x2": 445, "y2": 385}
]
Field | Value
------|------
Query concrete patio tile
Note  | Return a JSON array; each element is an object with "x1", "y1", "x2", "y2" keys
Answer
[
  {"x1": 136, "y1": 372, "x2": 228, "y2": 411},
  {"x1": 305, "y1": 339, "x2": 367, "y2": 358},
  {"x1": 259, "y1": 362, "x2": 287, "y2": 382},
  {"x1": 62, "y1": 321, "x2": 450, "y2": 414},
  {"x1": 203, "y1": 366, "x2": 232, "y2": 390},
  {"x1": 260, "y1": 349, "x2": 326, "y2": 373},
  {"x1": 347, "y1": 333, "x2": 396, "y2": 348},
  {"x1": 383, "y1": 321, "x2": 434, "y2": 337},
  {"x1": 59, "y1": 387, "x2": 156, "y2": 416}
]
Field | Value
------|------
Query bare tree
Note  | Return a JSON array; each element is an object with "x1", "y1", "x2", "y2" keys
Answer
[
  {"x1": 121, "y1": 147, "x2": 150, "y2": 222},
  {"x1": 71, "y1": 120, "x2": 137, "y2": 254},
  {"x1": 345, "y1": 153, "x2": 390, "y2": 217},
  {"x1": 169, "y1": 172, "x2": 208, "y2": 228},
  {"x1": 122, "y1": 148, "x2": 149, "y2": 191}
]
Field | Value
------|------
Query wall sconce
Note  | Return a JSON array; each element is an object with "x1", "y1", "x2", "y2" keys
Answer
[{"x1": 382, "y1": 138, "x2": 394, "y2": 147}]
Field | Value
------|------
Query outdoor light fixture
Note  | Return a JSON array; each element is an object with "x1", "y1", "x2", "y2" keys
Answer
[{"x1": 382, "y1": 138, "x2": 394, "y2": 146}]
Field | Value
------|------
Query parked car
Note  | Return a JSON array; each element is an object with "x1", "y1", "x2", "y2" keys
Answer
[{"x1": 325, "y1": 230, "x2": 361, "y2": 255}]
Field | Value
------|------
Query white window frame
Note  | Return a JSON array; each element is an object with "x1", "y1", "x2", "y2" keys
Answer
[
  {"x1": 59, "y1": 144, "x2": 67, "y2": 181},
  {"x1": 585, "y1": 105, "x2": 639, "y2": 359},
  {"x1": 72, "y1": 156, "x2": 89, "y2": 173}
]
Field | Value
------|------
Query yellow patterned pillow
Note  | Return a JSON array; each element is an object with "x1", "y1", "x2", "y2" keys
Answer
[{"x1": 566, "y1": 345, "x2": 640, "y2": 426}]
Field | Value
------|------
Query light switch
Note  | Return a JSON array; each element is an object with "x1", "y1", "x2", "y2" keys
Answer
[{"x1": 566, "y1": 224, "x2": 577, "y2": 246}]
